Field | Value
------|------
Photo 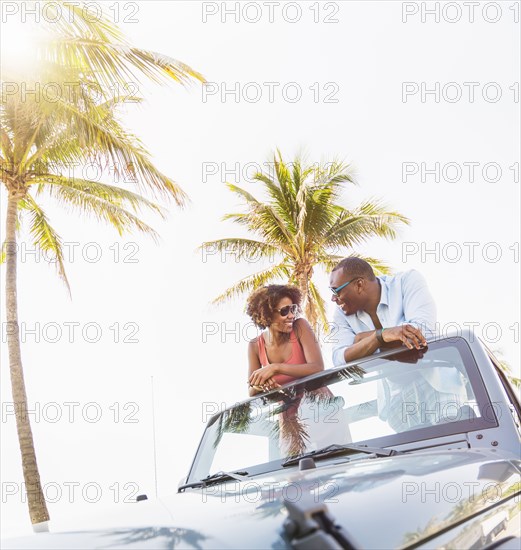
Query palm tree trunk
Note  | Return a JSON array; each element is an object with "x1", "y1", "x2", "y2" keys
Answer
[
  {"x1": 294, "y1": 266, "x2": 316, "y2": 328},
  {"x1": 5, "y1": 190, "x2": 50, "y2": 527}
]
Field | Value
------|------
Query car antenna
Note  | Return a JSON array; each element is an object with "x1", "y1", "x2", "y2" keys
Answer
[{"x1": 151, "y1": 375, "x2": 158, "y2": 499}]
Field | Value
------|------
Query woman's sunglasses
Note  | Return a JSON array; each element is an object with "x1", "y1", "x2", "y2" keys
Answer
[{"x1": 275, "y1": 304, "x2": 299, "y2": 317}]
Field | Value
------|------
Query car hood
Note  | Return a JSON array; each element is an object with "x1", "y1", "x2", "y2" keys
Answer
[{"x1": 4, "y1": 448, "x2": 521, "y2": 549}]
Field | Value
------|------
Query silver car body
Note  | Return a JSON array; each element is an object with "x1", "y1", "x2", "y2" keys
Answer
[{"x1": 4, "y1": 330, "x2": 521, "y2": 549}]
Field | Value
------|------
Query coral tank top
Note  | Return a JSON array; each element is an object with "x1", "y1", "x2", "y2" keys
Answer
[{"x1": 257, "y1": 329, "x2": 306, "y2": 386}]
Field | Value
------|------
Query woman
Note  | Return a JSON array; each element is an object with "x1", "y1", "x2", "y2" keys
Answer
[
  {"x1": 246, "y1": 285, "x2": 339, "y2": 456},
  {"x1": 246, "y1": 285, "x2": 324, "y2": 396}
]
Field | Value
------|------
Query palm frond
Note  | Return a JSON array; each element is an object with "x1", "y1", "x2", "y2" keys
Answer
[
  {"x1": 316, "y1": 253, "x2": 346, "y2": 273},
  {"x1": 125, "y1": 47, "x2": 205, "y2": 85},
  {"x1": 495, "y1": 356, "x2": 521, "y2": 389},
  {"x1": 23, "y1": 194, "x2": 70, "y2": 292},
  {"x1": 224, "y1": 201, "x2": 299, "y2": 254},
  {"x1": 43, "y1": 184, "x2": 160, "y2": 240},
  {"x1": 0, "y1": 127, "x2": 13, "y2": 160},
  {"x1": 353, "y1": 255, "x2": 392, "y2": 276},
  {"x1": 39, "y1": 94, "x2": 188, "y2": 203},
  {"x1": 225, "y1": 183, "x2": 260, "y2": 204},
  {"x1": 36, "y1": 175, "x2": 166, "y2": 217},
  {"x1": 44, "y1": 1, "x2": 125, "y2": 43},
  {"x1": 221, "y1": 212, "x2": 251, "y2": 225},
  {"x1": 46, "y1": 39, "x2": 205, "y2": 91},
  {"x1": 322, "y1": 201, "x2": 409, "y2": 248},
  {"x1": 212, "y1": 263, "x2": 291, "y2": 305}
]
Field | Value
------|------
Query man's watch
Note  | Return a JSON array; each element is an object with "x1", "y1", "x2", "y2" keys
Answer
[{"x1": 375, "y1": 328, "x2": 386, "y2": 345}]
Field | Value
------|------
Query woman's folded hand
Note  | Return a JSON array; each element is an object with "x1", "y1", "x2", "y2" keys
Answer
[{"x1": 249, "y1": 365, "x2": 282, "y2": 392}]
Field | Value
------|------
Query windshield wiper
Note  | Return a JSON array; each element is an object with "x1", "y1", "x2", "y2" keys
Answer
[
  {"x1": 178, "y1": 470, "x2": 249, "y2": 491},
  {"x1": 282, "y1": 443, "x2": 402, "y2": 467}
]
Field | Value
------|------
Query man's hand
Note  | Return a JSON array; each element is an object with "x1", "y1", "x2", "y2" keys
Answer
[
  {"x1": 388, "y1": 347, "x2": 426, "y2": 363},
  {"x1": 249, "y1": 365, "x2": 282, "y2": 392},
  {"x1": 382, "y1": 324, "x2": 427, "y2": 350}
]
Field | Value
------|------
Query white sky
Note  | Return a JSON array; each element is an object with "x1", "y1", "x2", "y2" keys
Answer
[{"x1": 1, "y1": 0, "x2": 520, "y2": 538}]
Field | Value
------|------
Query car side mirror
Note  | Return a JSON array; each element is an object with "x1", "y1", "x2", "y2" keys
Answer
[{"x1": 136, "y1": 494, "x2": 148, "y2": 502}]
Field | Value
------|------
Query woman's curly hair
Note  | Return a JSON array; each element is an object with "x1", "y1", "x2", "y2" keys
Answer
[{"x1": 246, "y1": 285, "x2": 302, "y2": 329}]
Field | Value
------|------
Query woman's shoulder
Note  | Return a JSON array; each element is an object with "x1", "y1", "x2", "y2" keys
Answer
[
  {"x1": 293, "y1": 317, "x2": 312, "y2": 333},
  {"x1": 293, "y1": 318, "x2": 319, "y2": 344},
  {"x1": 248, "y1": 338, "x2": 260, "y2": 360},
  {"x1": 248, "y1": 332, "x2": 265, "y2": 345}
]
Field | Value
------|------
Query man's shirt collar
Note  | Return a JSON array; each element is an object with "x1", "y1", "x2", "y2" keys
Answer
[{"x1": 378, "y1": 276, "x2": 390, "y2": 307}]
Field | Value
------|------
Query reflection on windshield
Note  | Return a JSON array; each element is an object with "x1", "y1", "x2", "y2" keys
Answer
[{"x1": 189, "y1": 340, "x2": 492, "y2": 482}]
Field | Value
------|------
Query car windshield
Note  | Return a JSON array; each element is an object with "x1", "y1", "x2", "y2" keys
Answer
[{"x1": 187, "y1": 338, "x2": 497, "y2": 483}]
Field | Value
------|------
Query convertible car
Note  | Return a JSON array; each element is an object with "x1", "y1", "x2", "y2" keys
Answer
[{"x1": 4, "y1": 330, "x2": 521, "y2": 549}]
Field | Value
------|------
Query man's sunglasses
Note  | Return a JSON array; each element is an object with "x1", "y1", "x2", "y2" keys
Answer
[
  {"x1": 329, "y1": 277, "x2": 360, "y2": 297},
  {"x1": 275, "y1": 304, "x2": 299, "y2": 317}
]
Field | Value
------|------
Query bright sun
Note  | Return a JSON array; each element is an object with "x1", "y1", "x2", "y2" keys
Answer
[{"x1": 0, "y1": 15, "x2": 42, "y2": 75}]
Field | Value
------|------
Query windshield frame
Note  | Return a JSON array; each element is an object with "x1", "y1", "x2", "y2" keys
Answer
[{"x1": 185, "y1": 337, "x2": 498, "y2": 484}]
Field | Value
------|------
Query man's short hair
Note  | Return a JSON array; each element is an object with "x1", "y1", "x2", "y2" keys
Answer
[{"x1": 333, "y1": 257, "x2": 376, "y2": 281}]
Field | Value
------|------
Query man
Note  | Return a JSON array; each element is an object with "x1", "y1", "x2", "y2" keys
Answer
[
  {"x1": 330, "y1": 257, "x2": 436, "y2": 367},
  {"x1": 329, "y1": 257, "x2": 467, "y2": 432}
]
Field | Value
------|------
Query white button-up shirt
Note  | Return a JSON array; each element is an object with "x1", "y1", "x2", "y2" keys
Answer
[{"x1": 331, "y1": 270, "x2": 437, "y2": 367}]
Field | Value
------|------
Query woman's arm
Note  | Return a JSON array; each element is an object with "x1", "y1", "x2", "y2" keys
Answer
[{"x1": 247, "y1": 339, "x2": 262, "y2": 396}]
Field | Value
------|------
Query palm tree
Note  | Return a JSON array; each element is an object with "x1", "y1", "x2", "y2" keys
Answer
[
  {"x1": 201, "y1": 151, "x2": 409, "y2": 330},
  {"x1": 1, "y1": 2, "x2": 204, "y2": 527},
  {"x1": 8, "y1": 1, "x2": 204, "y2": 92}
]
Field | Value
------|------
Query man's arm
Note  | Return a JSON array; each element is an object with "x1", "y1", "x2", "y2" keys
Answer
[
  {"x1": 376, "y1": 270, "x2": 436, "y2": 349},
  {"x1": 344, "y1": 327, "x2": 424, "y2": 362},
  {"x1": 331, "y1": 309, "x2": 382, "y2": 364},
  {"x1": 401, "y1": 269, "x2": 437, "y2": 337},
  {"x1": 331, "y1": 307, "x2": 357, "y2": 366},
  {"x1": 343, "y1": 332, "x2": 381, "y2": 362},
  {"x1": 354, "y1": 330, "x2": 374, "y2": 343},
  {"x1": 343, "y1": 270, "x2": 436, "y2": 359}
]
